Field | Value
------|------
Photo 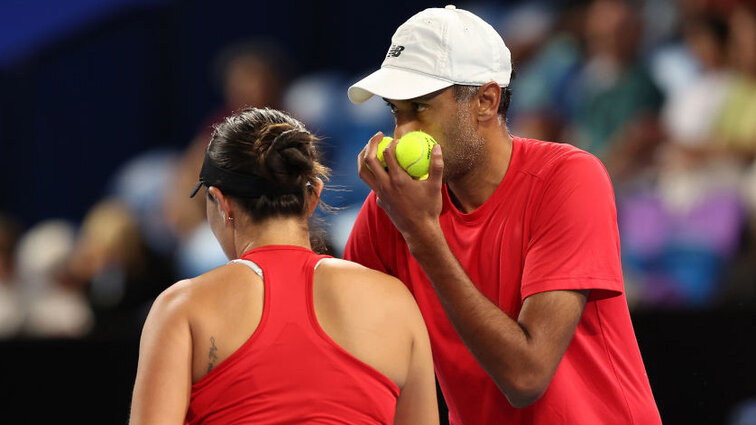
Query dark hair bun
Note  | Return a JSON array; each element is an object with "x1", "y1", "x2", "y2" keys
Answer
[
  {"x1": 206, "y1": 107, "x2": 330, "y2": 222},
  {"x1": 262, "y1": 127, "x2": 315, "y2": 188}
]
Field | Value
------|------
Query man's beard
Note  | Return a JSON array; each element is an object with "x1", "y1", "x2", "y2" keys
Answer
[{"x1": 442, "y1": 106, "x2": 486, "y2": 181}]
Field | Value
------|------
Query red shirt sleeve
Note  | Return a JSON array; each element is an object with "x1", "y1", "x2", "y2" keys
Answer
[
  {"x1": 343, "y1": 193, "x2": 392, "y2": 274},
  {"x1": 521, "y1": 152, "x2": 624, "y2": 301}
]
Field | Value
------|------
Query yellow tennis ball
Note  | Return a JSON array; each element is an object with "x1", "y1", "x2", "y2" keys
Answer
[
  {"x1": 395, "y1": 131, "x2": 437, "y2": 180},
  {"x1": 376, "y1": 136, "x2": 393, "y2": 168}
]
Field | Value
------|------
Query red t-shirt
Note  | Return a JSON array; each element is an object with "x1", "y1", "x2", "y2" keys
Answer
[
  {"x1": 344, "y1": 137, "x2": 661, "y2": 425},
  {"x1": 186, "y1": 245, "x2": 399, "y2": 425}
]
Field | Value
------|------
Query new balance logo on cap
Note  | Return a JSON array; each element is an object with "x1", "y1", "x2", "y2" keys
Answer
[{"x1": 386, "y1": 45, "x2": 404, "y2": 57}]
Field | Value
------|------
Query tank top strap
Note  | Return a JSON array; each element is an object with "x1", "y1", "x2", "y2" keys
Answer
[
  {"x1": 302, "y1": 252, "x2": 333, "y2": 330},
  {"x1": 309, "y1": 254, "x2": 332, "y2": 273},
  {"x1": 228, "y1": 258, "x2": 264, "y2": 279},
  {"x1": 299, "y1": 252, "x2": 331, "y2": 307}
]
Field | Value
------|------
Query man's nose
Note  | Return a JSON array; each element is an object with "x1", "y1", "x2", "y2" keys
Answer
[{"x1": 393, "y1": 121, "x2": 419, "y2": 140}]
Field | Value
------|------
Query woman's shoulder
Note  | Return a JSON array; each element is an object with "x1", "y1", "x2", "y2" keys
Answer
[
  {"x1": 151, "y1": 263, "x2": 259, "y2": 317},
  {"x1": 149, "y1": 278, "x2": 193, "y2": 315},
  {"x1": 316, "y1": 257, "x2": 405, "y2": 289},
  {"x1": 314, "y1": 258, "x2": 420, "y2": 316}
]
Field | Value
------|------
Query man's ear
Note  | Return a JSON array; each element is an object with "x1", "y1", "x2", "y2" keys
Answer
[{"x1": 476, "y1": 82, "x2": 502, "y2": 122}]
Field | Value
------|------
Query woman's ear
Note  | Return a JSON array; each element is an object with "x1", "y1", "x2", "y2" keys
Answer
[
  {"x1": 306, "y1": 178, "x2": 324, "y2": 216},
  {"x1": 208, "y1": 186, "x2": 235, "y2": 224}
]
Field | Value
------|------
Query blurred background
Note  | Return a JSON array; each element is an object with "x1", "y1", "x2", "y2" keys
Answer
[{"x1": 0, "y1": 0, "x2": 755, "y2": 423}]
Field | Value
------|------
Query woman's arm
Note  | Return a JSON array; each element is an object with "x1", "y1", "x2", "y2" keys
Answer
[
  {"x1": 393, "y1": 291, "x2": 439, "y2": 425},
  {"x1": 130, "y1": 282, "x2": 193, "y2": 425}
]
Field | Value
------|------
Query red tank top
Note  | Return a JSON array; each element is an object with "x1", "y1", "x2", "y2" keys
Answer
[{"x1": 185, "y1": 245, "x2": 400, "y2": 425}]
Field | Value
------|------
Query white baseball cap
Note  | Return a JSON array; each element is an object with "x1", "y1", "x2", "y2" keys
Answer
[{"x1": 348, "y1": 5, "x2": 512, "y2": 104}]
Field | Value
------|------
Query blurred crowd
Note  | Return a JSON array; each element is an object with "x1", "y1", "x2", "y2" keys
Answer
[
  {"x1": 499, "y1": 0, "x2": 756, "y2": 311},
  {"x1": 0, "y1": 0, "x2": 754, "y2": 341}
]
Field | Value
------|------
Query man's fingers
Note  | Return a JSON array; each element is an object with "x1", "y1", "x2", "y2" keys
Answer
[
  {"x1": 359, "y1": 131, "x2": 388, "y2": 187},
  {"x1": 365, "y1": 131, "x2": 384, "y2": 158},
  {"x1": 428, "y1": 144, "x2": 444, "y2": 185},
  {"x1": 383, "y1": 138, "x2": 410, "y2": 184}
]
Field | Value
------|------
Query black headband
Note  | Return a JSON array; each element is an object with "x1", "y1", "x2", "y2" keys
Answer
[{"x1": 189, "y1": 155, "x2": 301, "y2": 199}]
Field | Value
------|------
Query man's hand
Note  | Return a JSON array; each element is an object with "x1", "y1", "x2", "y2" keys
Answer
[{"x1": 357, "y1": 131, "x2": 445, "y2": 246}]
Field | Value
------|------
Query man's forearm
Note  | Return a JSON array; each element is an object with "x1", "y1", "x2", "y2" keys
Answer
[{"x1": 405, "y1": 227, "x2": 550, "y2": 407}]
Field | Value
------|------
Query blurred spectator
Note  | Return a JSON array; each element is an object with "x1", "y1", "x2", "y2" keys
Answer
[
  {"x1": 617, "y1": 2, "x2": 753, "y2": 309},
  {"x1": 645, "y1": 0, "x2": 717, "y2": 98},
  {"x1": 639, "y1": 0, "x2": 680, "y2": 52},
  {"x1": 0, "y1": 213, "x2": 24, "y2": 338},
  {"x1": 717, "y1": 1, "x2": 756, "y2": 308},
  {"x1": 712, "y1": 1, "x2": 756, "y2": 156},
  {"x1": 163, "y1": 38, "x2": 296, "y2": 277},
  {"x1": 283, "y1": 71, "x2": 352, "y2": 171},
  {"x1": 16, "y1": 219, "x2": 94, "y2": 338},
  {"x1": 661, "y1": 14, "x2": 733, "y2": 149},
  {"x1": 506, "y1": 0, "x2": 585, "y2": 142},
  {"x1": 499, "y1": 2, "x2": 556, "y2": 67},
  {"x1": 563, "y1": 0, "x2": 664, "y2": 185},
  {"x1": 107, "y1": 148, "x2": 181, "y2": 259},
  {"x1": 65, "y1": 199, "x2": 173, "y2": 339},
  {"x1": 618, "y1": 172, "x2": 746, "y2": 308}
]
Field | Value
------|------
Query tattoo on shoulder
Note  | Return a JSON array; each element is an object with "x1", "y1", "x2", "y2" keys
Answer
[{"x1": 207, "y1": 336, "x2": 218, "y2": 373}]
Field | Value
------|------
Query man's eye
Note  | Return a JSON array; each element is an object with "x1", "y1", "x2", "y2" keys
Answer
[
  {"x1": 413, "y1": 103, "x2": 428, "y2": 112},
  {"x1": 384, "y1": 101, "x2": 398, "y2": 114}
]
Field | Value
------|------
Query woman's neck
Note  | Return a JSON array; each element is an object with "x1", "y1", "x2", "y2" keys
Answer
[{"x1": 233, "y1": 217, "x2": 312, "y2": 257}]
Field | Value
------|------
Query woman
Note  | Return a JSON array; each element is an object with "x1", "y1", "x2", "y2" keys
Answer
[{"x1": 129, "y1": 107, "x2": 438, "y2": 425}]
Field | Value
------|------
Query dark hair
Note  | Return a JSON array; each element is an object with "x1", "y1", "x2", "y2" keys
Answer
[{"x1": 206, "y1": 107, "x2": 330, "y2": 222}]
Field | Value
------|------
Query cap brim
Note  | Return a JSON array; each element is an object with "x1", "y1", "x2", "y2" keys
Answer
[{"x1": 348, "y1": 67, "x2": 454, "y2": 104}]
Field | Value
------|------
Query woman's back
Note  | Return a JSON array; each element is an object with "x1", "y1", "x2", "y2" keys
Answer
[{"x1": 134, "y1": 245, "x2": 436, "y2": 425}]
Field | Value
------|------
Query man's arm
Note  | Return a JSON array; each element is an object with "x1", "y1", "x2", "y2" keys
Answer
[
  {"x1": 409, "y1": 227, "x2": 587, "y2": 407},
  {"x1": 357, "y1": 133, "x2": 588, "y2": 407}
]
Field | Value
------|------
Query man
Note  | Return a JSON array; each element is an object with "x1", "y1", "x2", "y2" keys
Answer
[{"x1": 344, "y1": 5, "x2": 662, "y2": 425}]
